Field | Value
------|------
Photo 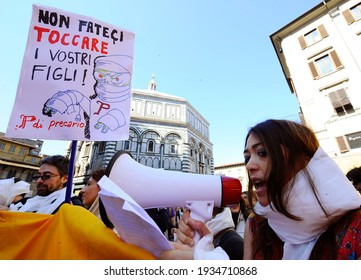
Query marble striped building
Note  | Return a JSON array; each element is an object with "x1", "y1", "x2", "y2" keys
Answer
[{"x1": 71, "y1": 75, "x2": 214, "y2": 190}]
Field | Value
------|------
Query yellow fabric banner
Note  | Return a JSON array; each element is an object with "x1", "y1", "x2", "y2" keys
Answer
[{"x1": 0, "y1": 204, "x2": 155, "y2": 260}]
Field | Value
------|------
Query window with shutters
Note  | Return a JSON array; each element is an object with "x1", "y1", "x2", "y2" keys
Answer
[
  {"x1": 335, "y1": 132, "x2": 361, "y2": 153},
  {"x1": 298, "y1": 25, "x2": 328, "y2": 49},
  {"x1": 316, "y1": 55, "x2": 334, "y2": 76},
  {"x1": 308, "y1": 50, "x2": 343, "y2": 79},
  {"x1": 336, "y1": 136, "x2": 349, "y2": 153},
  {"x1": 328, "y1": 89, "x2": 354, "y2": 116},
  {"x1": 305, "y1": 29, "x2": 322, "y2": 45},
  {"x1": 342, "y1": 3, "x2": 361, "y2": 24}
]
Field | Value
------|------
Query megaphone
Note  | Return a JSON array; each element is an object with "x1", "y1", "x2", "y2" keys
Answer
[{"x1": 99, "y1": 150, "x2": 242, "y2": 230}]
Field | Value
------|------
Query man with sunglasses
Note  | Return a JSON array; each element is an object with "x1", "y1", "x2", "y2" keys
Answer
[{"x1": 8, "y1": 155, "x2": 82, "y2": 214}]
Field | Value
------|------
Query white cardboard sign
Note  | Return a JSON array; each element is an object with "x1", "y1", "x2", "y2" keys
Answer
[{"x1": 6, "y1": 4, "x2": 135, "y2": 141}]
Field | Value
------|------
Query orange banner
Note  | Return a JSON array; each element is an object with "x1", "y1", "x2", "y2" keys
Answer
[{"x1": 0, "y1": 204, "x2": 155, "y2": 260}]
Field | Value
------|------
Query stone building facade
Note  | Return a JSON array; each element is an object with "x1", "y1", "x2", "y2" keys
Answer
[
  {"x1": 0, "y1": 132, "x2": 43, "y2": 195},
  {"x1": 71, "y1": 76, "x2": 214, "y2": 190}
]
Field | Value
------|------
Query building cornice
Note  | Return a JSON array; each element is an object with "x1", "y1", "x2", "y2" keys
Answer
[
  {"x1": 0, "y1": 134, "x2": 41, "y2": 149},
  {"x1": 0, "y1": 159, "x2": 40, "y2": 169}
]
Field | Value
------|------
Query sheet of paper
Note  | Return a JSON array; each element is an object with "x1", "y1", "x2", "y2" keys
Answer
[{"x1": 98, "y1": 175, "x2": 173, "y2": 258}]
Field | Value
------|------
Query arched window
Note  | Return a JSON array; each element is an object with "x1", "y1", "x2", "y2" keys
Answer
[
  {"x1": 142, "y1": 131, "x2": 160, "y2": 153},
  {"x1": 165, "y1": 133, "x2": 181, "y2": 155},
  {"x1": 170, "y1": 144, "x2": 177, "y2": 154},
  {"x1": 147, "y1": 140, "x2": 155, "y2": 152}
]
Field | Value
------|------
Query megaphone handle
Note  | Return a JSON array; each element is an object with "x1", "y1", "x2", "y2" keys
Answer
[{"x1": 185, "y1": 201, "x2": 214, "y2": 245}]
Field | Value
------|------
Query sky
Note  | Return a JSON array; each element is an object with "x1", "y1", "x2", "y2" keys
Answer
[{"x1": 0, "y1": 0, "x2": 322, "y2": 166}]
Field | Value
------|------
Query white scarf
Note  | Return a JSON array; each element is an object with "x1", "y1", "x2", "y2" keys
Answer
[
  {"x1": 206, "y1": 207, "x2": 235, "y2": 236},
  {"x1": 193, "y1": 208, "x2": 234, "y2": 260},
  {"x1": 9, "y1": 188, "x2": 67, "y2": 214},
  {"x1": 254, "y1": 147, "x2": 361, "y2": 260}
]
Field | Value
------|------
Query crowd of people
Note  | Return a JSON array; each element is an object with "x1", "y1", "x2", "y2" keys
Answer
[
  {"x1": 1, "y1": 119, "x2": 360, "y2": 260},
  {"x1": 1, "y1": 155, "x2": 82, "y2": 213}
]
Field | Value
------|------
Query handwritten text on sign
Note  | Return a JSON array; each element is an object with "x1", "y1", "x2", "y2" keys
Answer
[{"x1": 6, "y1": 5, "x2": 135, "y2": 141}]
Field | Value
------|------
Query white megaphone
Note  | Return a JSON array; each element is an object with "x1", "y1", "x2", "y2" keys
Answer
[{"x1": 99, "y1": 150, "x2": 242, "y2": 241}]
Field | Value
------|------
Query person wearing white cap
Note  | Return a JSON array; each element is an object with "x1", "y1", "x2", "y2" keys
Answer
[
  {"x1": 3, "y1": 155, "x2": 82, "y2": 214},
  {"x1": 0, "y1": 177, "x2": 31, "y2": 209}
]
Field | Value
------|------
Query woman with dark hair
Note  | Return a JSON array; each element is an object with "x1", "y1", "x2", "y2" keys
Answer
[
  {"x1": 80, "y1": 168, "x2": 106, "y2": 219},
  {"x1": 161, "y1": 119, "x2": 361, "y2": 260},
  {"x1": 242, "y1": 119, "x2": 361, "y2": 260}
]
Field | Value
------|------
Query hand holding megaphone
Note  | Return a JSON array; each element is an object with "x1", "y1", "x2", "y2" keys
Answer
[{"x1": 100, "y1": 150, "x2": 242, "y2": 244}]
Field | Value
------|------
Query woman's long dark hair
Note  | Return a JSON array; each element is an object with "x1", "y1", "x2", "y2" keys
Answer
[
  {"x1": 244, "y1": 119, "x2": 335, "y2": 259},
  {"x1": 245, "y1": 119, "x2": 321, "y2": 220}
]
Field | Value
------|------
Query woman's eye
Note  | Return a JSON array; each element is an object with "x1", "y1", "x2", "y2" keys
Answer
[
  {"x1": 244, "y1": 156, "x2": 250, "y2": 164},
  {"x1": 258, "y1": 149, "x2": 267, "y2": 157}
]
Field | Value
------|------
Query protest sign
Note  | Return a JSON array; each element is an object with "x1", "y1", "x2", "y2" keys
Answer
[{"x1": 6, "y1": 4, "x2": 135, "y2": 141}]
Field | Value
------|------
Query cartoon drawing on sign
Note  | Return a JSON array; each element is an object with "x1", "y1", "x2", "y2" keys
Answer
[
  {"x1": 94, "y1": 109, "x2": 126, "y2": 133},
  {"x1": 42, "y1": 90, "x2": 91, "y2": 139},
  {"x1": 40, "y1": 55, "x2": 132, "y2": 139},
  {"x1": 91, "y1": 55, "x2": 132, "y2": 103},
  {"x1": 91, "y1": 55, "x2": 132, "y2": 134}
]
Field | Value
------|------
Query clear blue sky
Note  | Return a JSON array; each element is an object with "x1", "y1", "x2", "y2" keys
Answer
[{"x1": 0, "y1": 0, "x2": 322, "y2": 165}]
